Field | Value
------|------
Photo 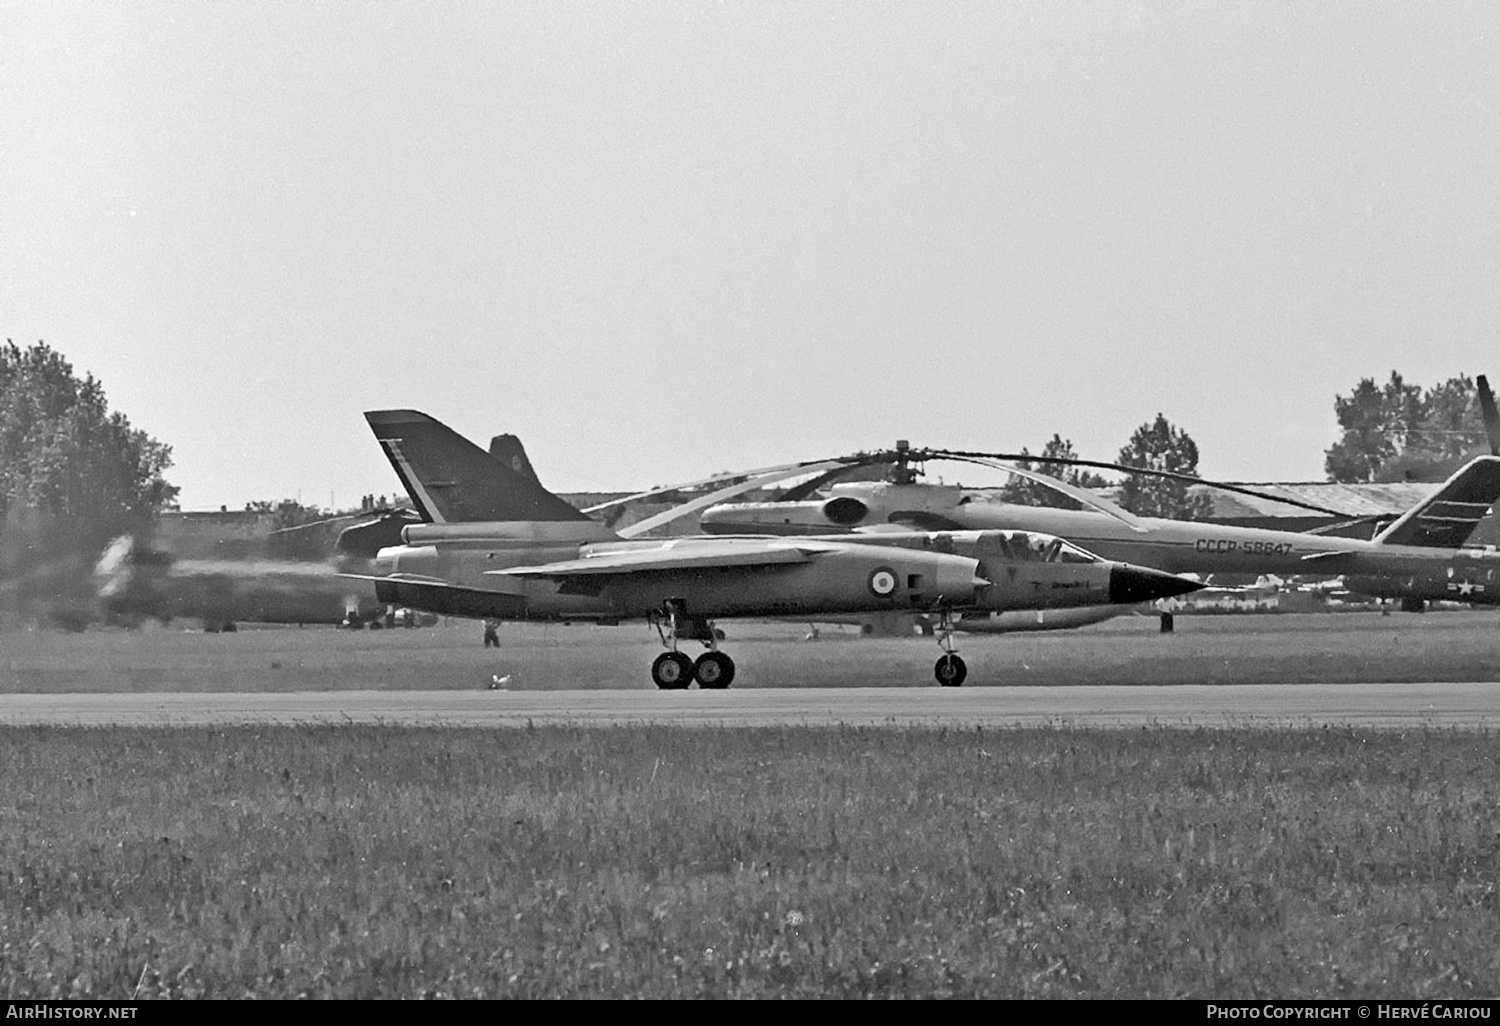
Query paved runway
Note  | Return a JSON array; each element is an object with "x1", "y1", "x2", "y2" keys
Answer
[{"x1": 1, "y1": 683, "x2": 1498, "y2": 728}]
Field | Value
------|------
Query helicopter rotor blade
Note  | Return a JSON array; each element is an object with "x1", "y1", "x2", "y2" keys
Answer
[
  {"x1": 923, "y1": 448, "x2": 1350, "y2": 518},
  {"x1": 936, "y1": 454, "x2": 1151, "y2": 532},
  {"x1": 580, "y1": 453, "x2": 883, "y2": 516},
  {"x1": 615, "y1": 458, "x2": 877, "y2": 538},
  {"x1": 776, "y1": 458, "x2": 900, "y2": 501},
  {"x1": 727, "y1": 442, "x2": 1351, "y2": 520}
]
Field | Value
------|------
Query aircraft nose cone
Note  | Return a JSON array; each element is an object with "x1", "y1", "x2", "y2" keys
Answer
[{"x1": 1108, "y1": 564, "x2": 1205, "y2": 605}]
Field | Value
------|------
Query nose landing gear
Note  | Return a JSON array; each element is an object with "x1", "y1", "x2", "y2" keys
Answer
[
  {"x1": 932, "y1": 607, "x2": 968, "y2": 686},
  {"x1": 651, "y1": 599, "x2": 735, "y2": 690}
]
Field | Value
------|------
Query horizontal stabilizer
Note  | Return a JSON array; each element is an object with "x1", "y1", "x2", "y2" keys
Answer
[{"x1": 1370, "y1": 455, "x2": 1500, "y2": 548}]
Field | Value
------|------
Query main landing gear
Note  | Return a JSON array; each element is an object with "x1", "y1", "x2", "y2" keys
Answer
[
  {"x1": 932, "y1": 607, "x2": 967, "y2": 687},
  {"x1": 650, "y1": 600, "x2": 735, "y2": 690}
]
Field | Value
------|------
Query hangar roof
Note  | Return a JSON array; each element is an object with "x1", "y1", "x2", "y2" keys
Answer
[{"x1": 1187, "y1": 481, "x2": 1438, "y2": 519}]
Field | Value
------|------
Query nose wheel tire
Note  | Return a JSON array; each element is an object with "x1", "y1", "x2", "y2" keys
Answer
[
  {"x1": 652, "y1": 652, "x2": 694, "y2": 690},
  {"x1": 934, "y1": 653, "x2": 968, "y2": 687},
  {"x1": 694, "y1": 651, "x2": 736, "y2": 689}
]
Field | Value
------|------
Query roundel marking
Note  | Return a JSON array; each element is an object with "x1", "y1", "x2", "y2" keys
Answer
[{"x1": 868, "y1": 567, "x2": 899, "y2": 597}]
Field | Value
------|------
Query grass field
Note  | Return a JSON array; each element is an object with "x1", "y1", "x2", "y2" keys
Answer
[
  {"x1": 4, "y1": 611, "x2": 1500, "y2": 998},
  {"x1": 6, "y1": 609, "x2": 1500, "y2": 691},
  {"x1": 3, "y1": 724, "x2": 1498, "y2": 999}
]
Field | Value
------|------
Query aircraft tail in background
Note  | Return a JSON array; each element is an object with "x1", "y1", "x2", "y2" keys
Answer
[
  {"x1": 1370, "y1": 455, "x2": 1500, "y2": 548},
  {"x1": 364, "y1": 410, "x2": 592, "y2": 525}
]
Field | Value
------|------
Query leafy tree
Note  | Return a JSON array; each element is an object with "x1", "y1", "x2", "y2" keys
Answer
[
  {"x1": 0, "y1": 341, "x2": 177, "y2": 624},
  {"x1": 1115, "y1": 414, "x2": 1215, "y2": 520},
  {"x1": 1324, "y1": 377, "x2": 1396, "y2": 483},
  {"x1": 1325, "y1": 372, "x2": 1490, "y2": 482},
  {"x1": 1415, "y1": 374, "x2": 1487, "y2": 462},
  {"x1": 999, "y1": 435, "x2": 1110, "y2": 509},
  {"x1": 0, "y1": 341, "x2": 176, "y2": 526}
]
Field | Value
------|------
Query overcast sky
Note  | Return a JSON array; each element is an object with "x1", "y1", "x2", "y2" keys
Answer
[{"x1": 6, "y1": 1, "x2": 1500, "y2": 510}]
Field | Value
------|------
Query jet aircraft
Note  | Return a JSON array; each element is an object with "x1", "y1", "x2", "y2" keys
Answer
[
  {"x1": 348, "y1": 410, "x2": 1202, "y2": 687},
  {"x1": 349, "y1": 424, "x2": 1136, "y2": 641}
]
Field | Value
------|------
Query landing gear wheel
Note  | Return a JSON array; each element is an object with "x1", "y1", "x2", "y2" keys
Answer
[
  {"x1": 694, "y1": 651, "x2": 735, "y2": 689},
  {"x1": 934, "y1": 653, "x2": 968, "y2": 687},
  {"x1": 652, "y1": 652, "x2": 694, "y2": 690}
]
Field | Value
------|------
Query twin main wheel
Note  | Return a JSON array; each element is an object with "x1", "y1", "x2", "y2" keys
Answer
[
  {"x1": 693, "y1": 651, "x2": 735, "y2": 689},
  {"x1": 652, "y1": 651, "x2": 736, "y2": 690}
]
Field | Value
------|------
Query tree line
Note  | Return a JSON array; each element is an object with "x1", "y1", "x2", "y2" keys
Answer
[
  {"x1": 996, "y1": 372, "x2": 1495, "y2": 516},
  {"x1": 2, "y1": 339, "x2": 1483, "y2": 626},
  {"x1": 999, "y1": 416, "x2": 1215, "y2": 521},
  {"x1": 1324, "y1": 372, "x2": 1489, "y2": 483}
]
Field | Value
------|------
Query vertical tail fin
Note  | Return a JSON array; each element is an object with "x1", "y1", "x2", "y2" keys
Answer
[
  {"x1": 1479, "y1": 375, "x2": 1500, "y2": 456},
  {"x1": 1370, "y1": 455, "x2": 1500, "y2": 547},
  {"x1": 363, "y1": 410, "x2": 591, "y2": 524}
]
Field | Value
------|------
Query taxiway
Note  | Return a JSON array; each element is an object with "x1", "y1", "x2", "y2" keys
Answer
[{"x1": 1, "y1": 683, "x2": 1496, "y2": 729}]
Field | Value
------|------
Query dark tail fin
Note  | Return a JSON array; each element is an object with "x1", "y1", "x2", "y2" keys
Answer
[
  {"x1": 363, "y1": 410, "x2": 591, "y2": 524},
  {"x1": 1371, "y1": 455, "x2": 1500, "y2": 548},
  {"x1": 1479, "y1": 375, "x2": 1500, "y2": 456}
]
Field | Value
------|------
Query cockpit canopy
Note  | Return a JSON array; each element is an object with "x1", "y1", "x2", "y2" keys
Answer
[{"x1": 988, "y1": 531, "x2": 1098, "y2": 564}]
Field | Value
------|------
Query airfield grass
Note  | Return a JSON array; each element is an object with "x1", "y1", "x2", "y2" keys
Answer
[
  {"x1": 5, "y1": 612, "x2": 1500, "y2": 998},
  {"x1": 6, "y1": 609, "x2": 1500, "y2": 691},
  {"x1": 3, "y1": 724, "x2": 1499, "y2": 999}
]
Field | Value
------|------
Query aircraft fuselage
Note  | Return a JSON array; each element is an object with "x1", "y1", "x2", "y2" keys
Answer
[
  {"x1": 1346, "y1": 569, "x2": 1500, "y2": 605},
  {"x1": 368, "y1": 526, "x2": 1185, "y2": 622}
]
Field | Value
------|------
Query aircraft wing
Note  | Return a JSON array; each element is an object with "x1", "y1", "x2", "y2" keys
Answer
[
  {"x1": 493, "y1": 541, "x2": 830, "y2": 578},
  {"x1": 937, "y1": 455, "x2": 1151, "y2": 533}
]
